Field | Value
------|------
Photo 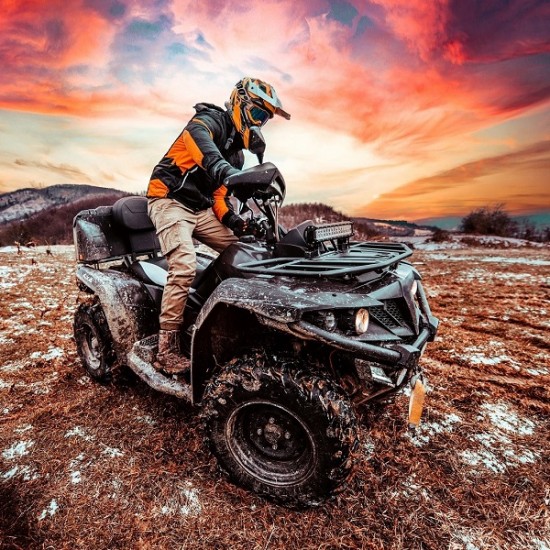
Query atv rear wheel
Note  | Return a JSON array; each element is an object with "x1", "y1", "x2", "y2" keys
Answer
[
  {"x1": 203, "y1": 355, "x2": 358, "y2": 507},
  {"x1": 74, "y1": 300, "x2": 115, "y2": 383}
]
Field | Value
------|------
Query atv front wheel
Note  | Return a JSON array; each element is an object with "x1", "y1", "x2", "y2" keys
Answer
[
  {"x1": 203, "y1": 355, "x2": 358, "y2": 507},
  {"x1": 74, "y1": 301, "x2": 115, "y2": 383}
]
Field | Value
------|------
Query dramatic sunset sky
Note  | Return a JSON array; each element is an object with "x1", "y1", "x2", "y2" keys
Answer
[{"x1": 1, "y1": 0, "x2": 549, "y2": 223}]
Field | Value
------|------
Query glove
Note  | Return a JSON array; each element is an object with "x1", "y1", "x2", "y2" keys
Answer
[{"x1": 226, "y1": 214, "x2": 248, "y2": 237}]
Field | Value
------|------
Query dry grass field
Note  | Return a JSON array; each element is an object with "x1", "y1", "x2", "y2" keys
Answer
[{"x1": 0, "y1": 243, "x2": 548, "y2": 549}]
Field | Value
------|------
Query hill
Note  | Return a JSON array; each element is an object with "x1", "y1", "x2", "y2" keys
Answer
[
  {"x1": 0, "y1": 185, "x2": 127, "y2": 246},
  {"x1": 0, "y1": 184, "x2": 128, "y2": 225},
  {"x1": 281, "y1": 203, "x2": 425, "y2": 239}
]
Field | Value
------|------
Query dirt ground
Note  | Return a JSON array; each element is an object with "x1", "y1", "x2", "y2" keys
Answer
[{"x1": 0, "y1": 244, "x2": 548, "y2": 550}]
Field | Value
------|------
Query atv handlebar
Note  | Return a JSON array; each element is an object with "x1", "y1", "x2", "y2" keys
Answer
[{"x1": 224, "y1": 162, "x2": 286, "y2": 204}]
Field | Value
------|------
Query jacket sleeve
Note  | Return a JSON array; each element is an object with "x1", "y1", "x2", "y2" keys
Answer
[
  {"x1": 182, "y1": 117, "x2": 239, "y2": 190},
  {"x1": 212, "y1": 184, "x2": 237, "y2": 225}
]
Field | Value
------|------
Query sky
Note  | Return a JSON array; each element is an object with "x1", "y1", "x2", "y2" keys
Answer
[{"x1": 0, "y1": 0, "x2": 549, "y2": 223}]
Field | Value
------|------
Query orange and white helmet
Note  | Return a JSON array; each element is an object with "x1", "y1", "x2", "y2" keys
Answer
[{"x1": 229, "y1": 77, "x2": 290, "y2": 149}]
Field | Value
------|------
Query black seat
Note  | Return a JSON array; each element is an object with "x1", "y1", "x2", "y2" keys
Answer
[{"x1": 112, "y1": 196, "x2": 160, "y2": 256}]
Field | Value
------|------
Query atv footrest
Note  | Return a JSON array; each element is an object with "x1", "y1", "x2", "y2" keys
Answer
[
  {"x1": 127, "y1": 336, "x2": 192, "y2": 402},
  {"x1": 133, "y1": 334, "x2": 159, "y2": 364}
]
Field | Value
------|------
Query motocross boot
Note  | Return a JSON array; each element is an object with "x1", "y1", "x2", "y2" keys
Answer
[{"x1": 154, "y1": 329, "x2": 190, "y2": 375}]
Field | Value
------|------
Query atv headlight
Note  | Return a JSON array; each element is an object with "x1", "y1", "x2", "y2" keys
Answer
[{"x1": 354, "y1": 308, "x2": 370, "y2": 334}]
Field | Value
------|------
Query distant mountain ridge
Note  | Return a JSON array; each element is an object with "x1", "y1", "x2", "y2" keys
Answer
[
  {"x1": 0, "y1": 186, "x2": 426, "y2": 246},
  {"x1": 0, "y1": 184, "x2": 127, "y2": 225}
]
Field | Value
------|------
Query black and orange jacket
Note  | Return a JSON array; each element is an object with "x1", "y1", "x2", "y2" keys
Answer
[{"x1": 147, "y1": 103, "x2": 244, "y2": 225}]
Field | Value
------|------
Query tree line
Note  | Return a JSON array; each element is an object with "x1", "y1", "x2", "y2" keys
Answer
[{"x1": 458, "y1": 204, "x2": 549, "y2": 242}]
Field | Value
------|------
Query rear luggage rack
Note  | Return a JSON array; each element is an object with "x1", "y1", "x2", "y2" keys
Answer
[{"x1": 238, "y1": 242, "x2": 412, "y2": 277}]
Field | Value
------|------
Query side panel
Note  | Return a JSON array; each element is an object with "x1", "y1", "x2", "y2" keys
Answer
[{"x1": 76, "y1": 266, "x2": 158, "y2": 361}]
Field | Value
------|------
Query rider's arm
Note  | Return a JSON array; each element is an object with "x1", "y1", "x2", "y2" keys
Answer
[{"x1": 182, "y1": 118, "x2": 239, "y2": 191}]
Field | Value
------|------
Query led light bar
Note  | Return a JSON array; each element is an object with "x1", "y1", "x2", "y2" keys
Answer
[{"x1": 305, "y1": 222, "x2": 354, "y2": 244}]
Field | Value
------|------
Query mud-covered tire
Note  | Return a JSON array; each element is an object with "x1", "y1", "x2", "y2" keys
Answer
[
  {"x1": 202, "y1": 355, "x2": 358, "y2": 507},
  {"x1": 74, "y1": 301, "x2": 115, "y2": 383}
]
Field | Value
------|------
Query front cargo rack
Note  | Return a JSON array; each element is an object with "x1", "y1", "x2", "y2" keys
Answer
[{"x1": 238, "y1": 242, "x2": 412, "y2": 277}]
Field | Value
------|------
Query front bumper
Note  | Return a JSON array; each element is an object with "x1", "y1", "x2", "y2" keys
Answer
[{"x1": 289, "y1": 316, "x2": 438, "y2": 370}]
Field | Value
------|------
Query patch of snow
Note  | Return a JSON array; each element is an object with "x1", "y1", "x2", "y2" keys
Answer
[
  {"x1": 3, "y1": 464, "x2": 39, "y2": 481},
  {"x1": 0, "y1": 360, "x2": 25, "y2": 373},
  {"x1": 450, "y1": 530, "x2": 482, "y2": 550},
  {"x1": 15, "y1": 300, "x2": 33, "y2": 309},
  {"x1": 68, "y1": 454, "x2": 91, "y2": 484},
  {"x1": 397, "y1": 476, "x2": 430, "y2": 500},
  {"x1": 461, "y1": 448, "x2": 506, "y2": 474},
  {"x1": 2, "y1": 440, "x2": 34, "y2": 460},
  {"x1": 526, "y1": 367, "x2": 549, "y2": 376},
  {"x1": 65, "y1": 426, "x2": 95, "y2": 441},
  {"x1": 70, "y1": 471, "x2": 82, "y2": 484},
  {"x1": 426, "y1": 252, "x2": 550, "y2": 265},
  {"x1": 38, "y1": 499, "x2": 59, "y2": 520},
  {"x1": 0, "y1": 378, "x2": 13, "y2": 390},
  {"x1": 136, "y1": 414, "x2": 157, "y2": 426},
  {"x1": 102, "y1": 446, "x2": 124, "y2": 458},
  {"x1": 26, "y1": 373, "x2": 59, "y2": 395},
  {"x1": 531, "y1": 538, "x2": 550, "y2": 550},
  {"x1": 462, "y1": 402, "x2": 539, "y2": 474},
  {"x1": 30, "y1": 347, "x2": 64, "y2": 361},
  {"x1": 408, "y1": 413, "x2": 462, "y2": 447},
  {"x1": 480, "y1": 402, "x2": 535, "y2": 435},
  {"x1": 2, "y1": 466, "x2": 19, "y2": 480},
  {"x1": 159, "y1": 483, "x2": 202, "y2": 517},
  {"x1": 468, "y1": 353, "x2": 510, "y2": 366},
  {"x1": 14, "y1": 424, "x2": 33, "y2": 434}
]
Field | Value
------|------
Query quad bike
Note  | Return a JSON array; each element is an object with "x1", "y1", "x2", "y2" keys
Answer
[{"x1": 72, "y1": 154, "x2": 438, "y2": 507}]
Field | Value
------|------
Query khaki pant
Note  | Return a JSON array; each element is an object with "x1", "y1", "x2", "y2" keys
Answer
[{"x1": 148, "y1": 198, "x2": 238, "y2": 331}]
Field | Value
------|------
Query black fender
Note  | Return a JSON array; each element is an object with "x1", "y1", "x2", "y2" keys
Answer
[
  {"x1": 76, "y1": 265, "x2": 158, "y2": 363},
  {"x1": 190, "y1": 278, "x2": 300, "y2": 402}
]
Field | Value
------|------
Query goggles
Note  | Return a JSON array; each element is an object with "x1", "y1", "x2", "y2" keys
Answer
[{"x1": 245, "y1": 105, "x2": 271, "y2": 126}]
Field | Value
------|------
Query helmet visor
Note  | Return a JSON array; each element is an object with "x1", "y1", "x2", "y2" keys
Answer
[{"x1": 247, "y1": 105, "x2": 271, "y2": 126}]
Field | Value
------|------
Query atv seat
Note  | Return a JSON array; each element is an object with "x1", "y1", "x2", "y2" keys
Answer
[
  {"x1": 110, "y1": 196, "x2": 213, "y2": 289},
  {"x1": 112, "y1": 196, "x2": 161, "y2": 258}
]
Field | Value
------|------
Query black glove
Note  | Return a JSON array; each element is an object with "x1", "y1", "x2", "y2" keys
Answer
[{"x1": 226, "y1": 214, "x2": 248, "y2": 237}]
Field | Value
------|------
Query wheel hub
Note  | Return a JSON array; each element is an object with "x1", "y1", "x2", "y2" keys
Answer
[{"x1": 263, "y1": 417, "x2": 284, "y2": 447}]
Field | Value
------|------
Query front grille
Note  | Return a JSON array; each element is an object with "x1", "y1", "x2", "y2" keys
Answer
[{"x1": 370, "y1": 299, "x2": 408, "y2": 329}]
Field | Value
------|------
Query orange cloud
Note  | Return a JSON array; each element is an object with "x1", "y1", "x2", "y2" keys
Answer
[{"x1": 360, "y1": 140, "x2": 550, "y2": 219}]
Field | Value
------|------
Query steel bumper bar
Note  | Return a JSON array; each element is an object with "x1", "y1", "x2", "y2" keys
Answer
[{"x1": 289, "y1": 321, "x2": 434, "y2": 369}]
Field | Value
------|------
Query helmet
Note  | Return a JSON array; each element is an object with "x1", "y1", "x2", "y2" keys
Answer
[{"x1": 229, "y1": 77, "x2": 290, "y2": 149}]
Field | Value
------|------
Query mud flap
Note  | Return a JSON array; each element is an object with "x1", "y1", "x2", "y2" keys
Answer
[{"x1": 408, "y1": 375, "x2": 426, "y2": 429}]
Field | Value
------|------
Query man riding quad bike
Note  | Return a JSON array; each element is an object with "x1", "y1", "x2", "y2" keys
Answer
[{"x1": 73, "y1": 156, "x2": 438, "y2": 506}]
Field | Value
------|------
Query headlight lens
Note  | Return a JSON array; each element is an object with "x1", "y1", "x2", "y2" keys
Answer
[
  {"x1": 354, "y1": 308, "x2": 370, "y2": 334},
  {"x1": 411, "y1": 280, "x2": 418, "y2": 299}
]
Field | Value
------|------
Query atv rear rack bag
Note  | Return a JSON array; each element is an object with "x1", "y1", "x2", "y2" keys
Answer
[{"x1": 237, "y1": 241, "x2": 412, "y2": 277}]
